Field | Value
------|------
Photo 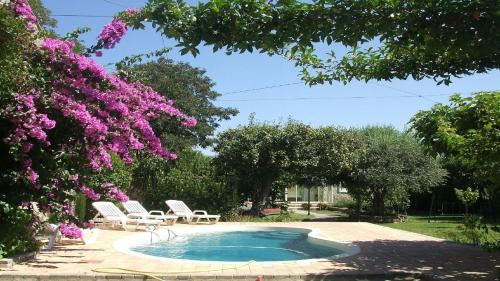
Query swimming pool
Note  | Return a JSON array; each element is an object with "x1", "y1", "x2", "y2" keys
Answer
[{"x1": 115, "y1": 226, "x2": 359, "y2": 262}]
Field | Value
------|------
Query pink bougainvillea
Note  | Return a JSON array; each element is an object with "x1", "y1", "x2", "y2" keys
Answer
[
  {"x1": 11, "y1": 0, "x2": 37, "y2": 30},
  {"x1": 3, "y1": 0, "x2": 196, "y2": 238},
  {"x1": 59, "y1": 222, "x2": 83, "y2": 239},
  {"x1": 97, "y1": 18, "x2": 128, "y2": 49},
  {"x1": 80, "y1": 185, "x2": 101, "y2": 201},
  {"x1": 105, "y1": 185, "x2": 129, "y2": 202}
]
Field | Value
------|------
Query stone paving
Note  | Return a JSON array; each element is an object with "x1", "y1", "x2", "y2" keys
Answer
[{"x1": 0, "y1": 222, "x2": 498, "y2": 280}]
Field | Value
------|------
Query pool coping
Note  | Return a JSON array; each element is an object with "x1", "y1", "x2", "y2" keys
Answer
[
  {"x1": 113, "y1": 225, "x2": 361, "y2": 265},
  {"x1": 0, "y1": 271, "x2": 436, "y2": 280}
]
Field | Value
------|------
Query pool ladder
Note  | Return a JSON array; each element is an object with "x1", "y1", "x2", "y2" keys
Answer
[{"x1": 146, "y1": 225, "x2": 177, "y2": 244}]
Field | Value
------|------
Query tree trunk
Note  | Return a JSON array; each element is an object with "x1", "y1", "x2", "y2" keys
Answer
[
  {"x1": 372, "y1": 191, "x2": 385, "y2": 216},
  {"x1": 250, "y1": 192, "x2": 262, "y2": 216},
  {"x1": 355, "y1": 191, "x2": 361, "y2": 221},
  {"x1": 250, "y1": 177, "x2": 274, "y2": 216},
  {"x1": 307, "y1": 186, "x2": 311, "y2": 216},
  {"x1": 428, "y1": 191, "x2": 435, "y2": 223}
]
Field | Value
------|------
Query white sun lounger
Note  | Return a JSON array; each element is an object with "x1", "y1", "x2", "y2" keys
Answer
[
  {"x1": 165, "y1": 200, "x2": 220, "y2": 224},
  {"x1": 123, "y1": 200, "x2": 178, "y2": 225},
  {"x1": 91, "y1": 201, "x2": 162, "y2": 231}
]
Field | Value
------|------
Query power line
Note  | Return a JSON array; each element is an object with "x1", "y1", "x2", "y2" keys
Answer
[
  {"x1": 217, "y1": 93, "x2": 450, "y2": 102},
  {"x1": 221, "y1": 82, "x2": 303, "y2": 95},
  {"x1": 370, "y1": 82, "x2": 437, "y2": 103},
  {"x1": 102, "y1": 0, "x2": 128, "y2": 8},
  {"x1": 52, "y1": 14, "x2": 113, "y2": 18},
  {"x1": 220, "y1": 81, "x2": 440, "y2": 104}
]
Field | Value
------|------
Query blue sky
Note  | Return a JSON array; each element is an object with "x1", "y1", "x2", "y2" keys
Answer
[{"x1": 44, "y1": 0, "x2": 500, "y2": 135}]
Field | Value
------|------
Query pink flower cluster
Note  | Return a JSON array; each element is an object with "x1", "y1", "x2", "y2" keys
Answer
[
  {"x1": 5, "y1": 90, "x2": 56, "y2": 146},
  {"x1": 181, "y1": 117, "x2": 197, "y2": 127},
  {"x1": 125, "y1": 8, "x2": 141, "y2": 15},
  {"x1": 97, "y1": 18, "x2": 128, "y2": 49},
  {"x1": 62, "y1": 200, "x2": 73, "y2": 215},
  {"x1": 2, "y1": 89, "x2": 55, "y2": 186},
  {"x1": 103, "y1": 183, "x2": 129, "y2": 202},
  {"x1": 39, "y1": 36, "x2": 195, "y2": 171},
  {"x1": 81, "y1": 185, "x2": 101, "y2": 201},
  {"x1": 59, "y1": 222, "x2": 83, "y2": 239},
  {"x1": 82, "y1": 221, "x2": 95, "y2": 229},
  {"x1": 11, "y1": 0, "x2": 37, "y2": 30}
]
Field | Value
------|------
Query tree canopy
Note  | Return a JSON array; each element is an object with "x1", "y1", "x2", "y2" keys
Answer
[
  {"x1": 410, "y1": 92, "x2": 500, "y2": 195},
  {"x1": 129, "y1": 58, "x2": 238, "y2": 150},
  {"x1": 345, "y1": 126, "x2": 447, "y2": 216},
  {"x1": 135, "y1": 0, "x2": 500, "y2": 85},
  {"x1": 214, "y1": 119, "x2": 365, "y2": 213},
  {"x1": 214, "y1": 120, "x2": 286, "y2": 214},
  {"x1": 128, "y1": 59, "x2": 238, "y2": 202}
]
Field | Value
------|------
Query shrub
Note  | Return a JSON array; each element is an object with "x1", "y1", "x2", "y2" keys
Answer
[
  {"x1": 141, "y1": 149, "x2": 239, "y2": 220},
  {"x1": 332, "y1": 197, "x2": 356, "y2": 208},
  {"x1": 450, "y1": 215, "x2": 500, "y2": 251},
  {"x1": 0, "y1": 202, "x2": 42, "y2": 257},
  {"x1": 301, "y1": 203, "x2": 311, "y2": 210},
  {"x1": 278, "y1": 201, "x2": 289, "y2": 215},
  {"x1": 317, "y1": 203, "x2": 329, "y2": 210}
]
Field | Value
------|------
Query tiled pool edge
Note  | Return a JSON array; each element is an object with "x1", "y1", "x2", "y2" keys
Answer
[{"x1": 0, "y1": 272, "x2": 436, "y2": 280}]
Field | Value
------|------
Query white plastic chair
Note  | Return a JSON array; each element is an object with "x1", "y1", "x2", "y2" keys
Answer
[
  {"x1": 165, "y1": 200, "x2": 220, "y2": 224},
  {"x1": 91, "y1": 201, "x2": 161, "y2": 230},
  {"x1": 123, "y1": 200, "x2": 178, "y2": 225}
]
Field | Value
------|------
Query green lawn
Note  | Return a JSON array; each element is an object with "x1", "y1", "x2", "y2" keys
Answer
[
  {"x1": 381, "y1": 215, "x2": 500, "y2": 241},
  {"x1": 311, "y1": 209, "x2": 349, "y2": 217}
]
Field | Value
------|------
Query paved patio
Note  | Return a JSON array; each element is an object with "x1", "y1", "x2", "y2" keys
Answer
[{"x1": 0, "y1": 222, "x2": 498, "y2": 280}]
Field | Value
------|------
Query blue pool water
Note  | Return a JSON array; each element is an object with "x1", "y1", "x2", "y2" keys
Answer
[{"x1": 130, "y1": 230, "x2": 344, "y2": 261}]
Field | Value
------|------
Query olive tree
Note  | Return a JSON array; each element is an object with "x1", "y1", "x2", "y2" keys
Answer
[
  {"x1": 346, "y1": 126, "x2": 447, "y2": 216},
  {"x1": 214, "y1": 120, "x2": 288, "y2": 215}
]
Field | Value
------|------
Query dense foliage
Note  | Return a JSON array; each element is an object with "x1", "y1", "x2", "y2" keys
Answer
[
  {"x1": 128, "y1": 58, "x2": 238, "y2": 150},
  {"x1": 139, "y1": 149, "x2": 238, "y2": 219},
  {"x1": 215, "y1": 120, "x2": 364, "y2": 214},
  {"x1": 0, "y1": 0, "x2": 193, "y2": 256},
  {"x1": 126, "y1": 59, "x2": 238, "y2": 204},
  {"x1": 215, "y1": 120, "x2": 285, "y2": 214},
  {"x1": 345, "y1": 126, "x2": 447, "y2": 216},
  {"x1": 410, "y1": 92, "x2": 500, "y2": 196},
  {"x1": 136, "y1": 0, "x2": 500, "y2": 85}
]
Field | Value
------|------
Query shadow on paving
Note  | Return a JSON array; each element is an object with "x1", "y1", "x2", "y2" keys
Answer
[
  {"x1": 303, "y1": 240, "x2": 499, "y2": 281},
  {"x1": 304, "y1": 217, "x2": 350, "y2": 222}
]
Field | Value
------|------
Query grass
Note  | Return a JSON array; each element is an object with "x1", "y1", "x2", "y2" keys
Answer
[
  {"x1": 311, "y1": 209, "x2": 349, "y2": 217},
  {"x1": 381, "y1": 215, "x2": 500, "y2": 241}
]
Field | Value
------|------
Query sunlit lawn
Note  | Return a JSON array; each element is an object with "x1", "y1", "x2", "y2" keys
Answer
[
  {"x1": 311, "y1": 209, "x2": 349, "y2": 217},
  {"x1": 381, "y1": 215, "x2": 500, "y2": 241}
]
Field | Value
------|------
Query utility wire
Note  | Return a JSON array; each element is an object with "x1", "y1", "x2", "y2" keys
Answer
[
  {"x1": 102, "y1": 0, "x2": 128, "y2": 8},
  {"x1": 217, "y1": 93, "x2": 450, "y2": 102},
  {"x1": 52, "y1": 14, "x2": 113, "y2": 18},
  {"x1": 370, "y1": 82, "x2": 437, "y2": 103},
  {"x1": 221, "y1": 80, "x2": 441, "y2": 104},
  {"x1": 221, "y1": 82, "x2": 303, "y2": 95}
]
